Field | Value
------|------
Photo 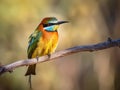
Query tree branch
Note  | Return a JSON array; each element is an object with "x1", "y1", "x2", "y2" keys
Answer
[{"x1": 0, "y1": 38, "x2": 120, "y2": 75}]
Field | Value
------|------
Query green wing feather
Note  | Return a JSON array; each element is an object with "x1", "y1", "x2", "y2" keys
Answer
[{"x1": 27, "y1": 30, "x2": 42, "y2": 58}]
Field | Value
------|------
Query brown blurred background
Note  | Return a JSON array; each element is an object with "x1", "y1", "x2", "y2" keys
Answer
[{"x1": 0, "y1": 0, "x2": 120, "y2": 90}]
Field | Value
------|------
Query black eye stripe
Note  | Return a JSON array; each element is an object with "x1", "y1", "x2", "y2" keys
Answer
[
  {"x1": 43, "y1": 24, "x2": 49, "y2": 27},
  {"x1": 43, "y1": 23, "x2": 58, "y2": 27}
]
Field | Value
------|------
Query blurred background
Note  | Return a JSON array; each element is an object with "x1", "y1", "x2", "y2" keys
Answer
[{"x1": 0, "y1": 0, "x2": 120, "y2": 90}]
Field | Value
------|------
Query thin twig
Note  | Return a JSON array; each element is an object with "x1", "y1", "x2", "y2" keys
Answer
[{"x1": 0, "y1": 38, "x2": 120, "y2": 75}]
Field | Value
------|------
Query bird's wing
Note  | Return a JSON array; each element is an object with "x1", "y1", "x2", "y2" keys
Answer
[{"x1": 27, "y1": 30, "x2": 42, "y2": 58}]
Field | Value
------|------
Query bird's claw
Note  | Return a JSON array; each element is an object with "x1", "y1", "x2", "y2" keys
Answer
[
  {"x1": 107, "y1": 37, "x2": 112, "y2": 42},
  {"x1": 36, "y1": 56, "x2": 39, "y2": 62},
  {"x1": 48, "y1": 54, "x2": 51, "y2": 59}
]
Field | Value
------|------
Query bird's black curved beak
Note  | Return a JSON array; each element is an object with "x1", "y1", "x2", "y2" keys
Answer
[{"x1": 57, "y1": 21, "x2": 69, "y2": 25}]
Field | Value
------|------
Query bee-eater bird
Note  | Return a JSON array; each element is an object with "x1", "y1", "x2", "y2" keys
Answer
[{"x1": 25, "y1": 17, "x2": 68, "y2": 88}]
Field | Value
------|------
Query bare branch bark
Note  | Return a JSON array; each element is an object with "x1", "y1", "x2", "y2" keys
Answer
[{"x1": 0, "y1": 38, "x2": 120, "y2": 75}]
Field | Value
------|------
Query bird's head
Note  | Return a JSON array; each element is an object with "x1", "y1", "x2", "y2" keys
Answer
[{"x1": 40, "y1": 17, "x2": 68, "y2": 32}]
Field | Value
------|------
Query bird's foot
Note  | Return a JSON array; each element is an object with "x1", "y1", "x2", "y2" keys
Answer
[
  {"x1": 36, "y1": 56, "x2": 39, "y2": 62},
  {"x1": 107, "y1": 37, "x2": 112, "y2": 42},
  {"x1": 47, "y1": 54, "x2": 51, "y2": 59}
]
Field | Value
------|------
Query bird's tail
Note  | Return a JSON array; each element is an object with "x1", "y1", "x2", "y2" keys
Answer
[
  {"x1": 25, "y1": 64, "x2": 36, "y2": 89},
  {"x1": 29, "y1": 75, "x2": 32, "y2": 89},
  {"x1": 25, "y1": 64, "x2": 36, "y2": 76}
]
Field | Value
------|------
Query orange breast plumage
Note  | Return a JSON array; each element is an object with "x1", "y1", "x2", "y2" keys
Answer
[{"x1": 31, "y1": 30, "x2": 58, "y2": 58}]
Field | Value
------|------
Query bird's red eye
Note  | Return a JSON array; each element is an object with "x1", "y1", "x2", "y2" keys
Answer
[
  {"x1": 48, "y1": 24, "x2": 50, "y2": 26},
  {"x1": 43, "y1": 23, "x2": 53, "y2": 27},
  {"x1": 43, "y1": 24, "x2": 48, "y2": 27}
]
